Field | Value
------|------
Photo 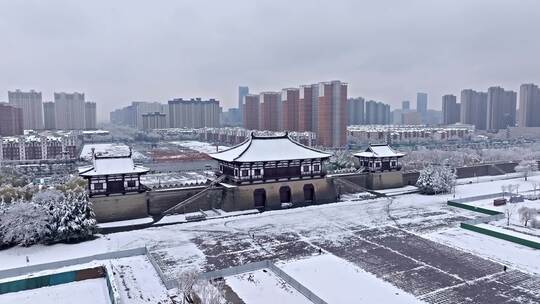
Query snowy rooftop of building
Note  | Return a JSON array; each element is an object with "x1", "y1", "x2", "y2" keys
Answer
[
  {"x1": 78, "y1": 154, "x2": 149, "y2": 177},
  {"x1": 354, "y1": 144, "x2": 405, "y2": 158},
  {"x1": 209, "y1": 133, "x2": 331, "y2": 162},
  {"x1": 80, "y1": 143, "x2": 130, "y2": 160}
]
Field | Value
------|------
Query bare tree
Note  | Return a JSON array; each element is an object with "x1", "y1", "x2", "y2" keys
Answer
[
  {"x1": 176, "y1": 269, "x2": 225, "y2": 304},
  {"x1": 195, "y1": 279, "x2": 225, "y2": 304},
  {"x1": 505, "y1": 203, "x2": 517, "y2": 226},
  {"x1": 177, "y1": 270, "x2": 199, "y2": 304},
  {"x1": 518, "y1": 207, "x2": 537, "y2": 227},
  {"x1": 533, "y1": 182, "x2": 540, "y2": 197}
]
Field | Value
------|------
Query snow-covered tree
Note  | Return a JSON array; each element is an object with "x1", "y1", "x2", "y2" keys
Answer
[
  {"x1": 514, "y1": 159, "x2": 538, "y2": 181},
  {"x1": 44, "y1": 191, "x2": 97, "y2": 244},
  {"x1": 326, "y1": 150, "x2": 356, "y2": 171},
  {"x1": 416, "y1": 164, "x2": 456, "y2": 195},
  {"x1": 55, "y1": 176, "x2": 87, "y2": 194},
  {"x1": 0, "y1": 184, "x2": 37, "y2": 204},
  {"x1": 176, "y1": 269, "x2": 224, "y2": 304},
  {"x1": 518, "y1": 207, "x2": 537, "y2": 227},
  {"x1": 0, "y1": 201, "x2": 51, "y2": 247}
]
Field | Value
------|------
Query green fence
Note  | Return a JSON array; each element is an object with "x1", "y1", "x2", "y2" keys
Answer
[
  {"x1": 0, "y1": 266, "x2": 105, "y2": 295},
  {"x1": 460, "y1": 223, "x2": 540, "y2": 250},
  {"x1": 447, "y1": 200, "x2": 503, "y2": 215}
]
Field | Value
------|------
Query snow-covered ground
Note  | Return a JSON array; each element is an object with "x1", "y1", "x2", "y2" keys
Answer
[
  {"x1": 0, "y1": 278, "x2": 110, "y2": 304},
  {"x1": 475, "y1": 223, "x2": 540, "y2": 242},
  {"x1": 98, "y1": 217, "x2": 154, "y2": 229},
  {"x1": 170, "y1": 141, "x2": 229, "y2": 154},
  {"x1": 225, "y1": 269, "x2": 312, "y2": 304},
  {"x1": 428, "y1": 228, "x2": 540, "y2": 274},
  {"x1": 455, "y1": 196, "x2": 540, "y2": 237},
  {"x1": 279, "y1": 254, "x2": 424, "y2": 304},
  {"x1": 156, "y1": 209, "x2": 259, "y2": 225},
  {"x1": 2, "y1": 174, "x2": 540, "y2": 303},
  {"x1": 110, "y1": 255, "x2": 173, "y2": 304},
  {"x1": 377, "y1": 185, "x2": 419, "y2": 196}
]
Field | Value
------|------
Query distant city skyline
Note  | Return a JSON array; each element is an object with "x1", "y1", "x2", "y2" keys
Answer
[{"x1": 1, "y1": 1, "x2": 539, "y2": 121}]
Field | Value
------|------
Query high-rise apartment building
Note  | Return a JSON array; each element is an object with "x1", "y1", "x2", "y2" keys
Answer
[
  {"x1": 168, "y1": 98, "x2": 220, "y2": 129},
  {"x1": 402, "y1": 100, "x2": 410, "y2": 111},
  {"x1": 0, "y1": 103, "x2": 23, "y2": 136},
  {"x1": 243, "y1": 94, "x2": 260, "y2": 130},
  {"x1": 460, "y1": 89, "x2": 488, "y2": 130},
  {"x1": 259, "y1": 92, "x2": 281, "y2": 131},
  {"x1": 486, "y1": 86, "x2": 517, "y2": 131},
  {"x1": 318, "y1": 81, "x2": 347, "y2": 147},
  {"x1": 54, "y1": 92, "x2": 86, "y2": 130},
  {"x1": 365, "y1": 100, "x2": 390, "y2": 125},
  {"x1": 518, "y1": 83, "x2": 540, "y2": 127},
  {"x1": 282, "y1": 88, "x2": 299, "y2": 131},
  {"x1": 416, "y1": 93, "x2": 428, "y2": 114},
  {"x1": 8, "y1": 89, "x2": 44, "y2": 130},
  {"x1": 402, "y1": 111, "x2": 422, "y2": 125},
  {"x1": 110, "y1": 101, "x2": 167, "y2": 129},
  {"x1": 132, "y1": 102, "x2": 166, "y2": 129},
  {"x1": 142, "y1": 112, "x2": 167, "y2": 130},
  {"x1": 238, "y1": 86, "x2": 249, "y2": 123},
  {"x1": 347, "y1": 97, "x2": 365, "y2": 125},
  {"x1": 442, "y1": 94, "x2": 460, "y2": 125},
  {"x1": 298, "y1": 85, "x2": 314, "y2": 132},
  {"x1": 85, "y1": 102, "x2": 97, "y2": 129},
  {"x1": 43, "y1": 102, "x2": 56, "y2": 130}
]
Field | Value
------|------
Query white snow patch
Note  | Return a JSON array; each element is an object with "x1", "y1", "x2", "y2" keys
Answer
[
  {"x1": 279, "y1": 254, "x2": 425, "y2": 304},
  {"x1": 427, "y1": 228, "x2": 540, "y2": 274},
  {"x1": 0, "y1": 278, "x2": 110, "y2": 304},
  {"x1": 225, "y1": 269, "x2": 312, "y2": 304},
  {"x1": 170, "y1": 141, "x2": 228, "y2": 154}
]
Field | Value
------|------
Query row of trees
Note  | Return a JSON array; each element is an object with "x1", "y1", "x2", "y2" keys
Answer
[{"x1": 401, "y1": 145, "x2": 540, "y2": 171}]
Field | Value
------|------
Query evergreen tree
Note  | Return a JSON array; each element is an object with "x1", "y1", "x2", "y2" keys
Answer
[
  {"x1": 45, "y1": 191, "x2": 97, "y2": 244},
  {"x1": 416, "y1": 164, "x2": 456, "y2": 195}
]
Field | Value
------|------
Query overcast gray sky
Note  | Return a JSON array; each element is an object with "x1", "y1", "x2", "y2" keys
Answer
[{"x1": 1, "y1": 0, "x2": 539, "y2": 121}]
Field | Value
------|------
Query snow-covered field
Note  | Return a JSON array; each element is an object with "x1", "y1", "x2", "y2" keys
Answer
[
  {"x1": 225, "y1": 269, "x2": 312, "y2": 304},
  {"x1": 454, "y1": 196, "x2": 540, "y2": 238},
  {"x1": 279, "y1": 254, "x2": 424, "y2": 304},
  {"x1": 2, "y1": 174, "x2": 540, "y2": 303},
  {"x1": 110, "y1": 256, "x2": 173, "y2": 304},
  {"x1": 0, "y1": 278, "x2": 110, "y2": 304},
  {"x1": 427, "y1": 228, "x2": 540, "y2": 274},
  {"x1": 170, "y1": 141, "x2": 229, "y2": 154}
]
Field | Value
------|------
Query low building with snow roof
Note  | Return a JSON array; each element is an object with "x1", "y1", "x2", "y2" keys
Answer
[
  {"x1": 354, "y1": 143, "x2": 406, "y2": 190},
  {"x1": 354, "y1": 143, "x2": 405, "y2": 173},
  {"x1": 78, "y1": 148, "x2": 149, "y2": 197}
]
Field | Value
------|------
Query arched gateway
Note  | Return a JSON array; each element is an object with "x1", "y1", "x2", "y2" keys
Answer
[{"x1": 209, "y1": 132, "x2": 332, "y2": 209}]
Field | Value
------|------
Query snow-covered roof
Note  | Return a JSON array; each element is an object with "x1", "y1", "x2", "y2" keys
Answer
[
  {"x1": 80, "y1": 143, "x2": 131, "y2": 160},
  {"x1": 79, "y1": 154, "x2": 149, "y2": 177},
  {"x1": 209, "y1": 133, "x2": 331, "y2": 162},
  {"x1": 354, "y1": 144, "x2": 405, "y2": 158}
]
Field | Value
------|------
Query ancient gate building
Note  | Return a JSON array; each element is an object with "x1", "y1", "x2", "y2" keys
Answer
[{"x1": 210, "y1": 133, "x2": 335, "y2": 210}]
